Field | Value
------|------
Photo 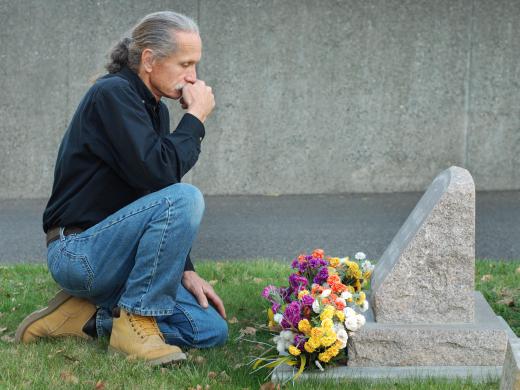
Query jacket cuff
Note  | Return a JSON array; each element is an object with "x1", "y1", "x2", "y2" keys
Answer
[{"x1": 179, "y1": 113, "x2": 205, "y2": 143}]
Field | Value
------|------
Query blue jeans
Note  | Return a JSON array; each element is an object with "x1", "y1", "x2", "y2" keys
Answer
[{"x1": 46, "y1": 183, "x2": 228, "y2": 348}]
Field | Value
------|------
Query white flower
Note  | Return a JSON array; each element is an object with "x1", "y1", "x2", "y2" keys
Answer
[
  {"x1": 280, "y1": 330, "x2": 294, "y2": 343},
  {"x1": 339, "y1": 257, "x2": 349, "y2": 264},
  {"x1": 344, "y1": 317, "x2": 359, "y2": 331},
  {"x1": 343, "y1": 307, "x2": 356, "y2": 318},
  {"x1": 273, "y1": 313, "x2": 283, "y2": 324},
  {"x1": 355, "y1": 252, "x2": 366, "y2": 261},
  {"x1": 312, "y1": 299, "x2": 321, "y2": 313},
  {"x1": 356, "y1": 314, "x2": 366, "y2": 328},
  {"x1": 321, "y1": 289, "x2": 331, "y2": 298},
  {"x1": 341, "y1": 291, "x2": 353, "y2": 300},
  {"x1": 361, "y1": 260, "x2": 374, "y2": 273},
  {"x1": 336, "y1": 328, "x2": 349, "y2": 349},
  {"x1": 276, "y1": 341, "x2": 289, "y2": 356},
  {"x1": 360, "y1": 300, "x2": 369, "y2": 312}
]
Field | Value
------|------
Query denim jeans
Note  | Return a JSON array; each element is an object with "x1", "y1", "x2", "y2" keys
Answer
[{"x1": 46, "y1": 183, "x2": 228, "y2": 348}]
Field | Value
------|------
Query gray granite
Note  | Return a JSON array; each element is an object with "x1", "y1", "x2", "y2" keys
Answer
[
  {"x1": 371, "y1": 166, "x2": 475, "y2": 324},
  {"x1": 273, "y1": 364, "x2": 501, "y2": 383},
  {"x1": 500, "y1": 340, "x2": 520, "y2": 390},
  {"x1": 348, "y1": 292, "x2": 509, "y2": 367}
]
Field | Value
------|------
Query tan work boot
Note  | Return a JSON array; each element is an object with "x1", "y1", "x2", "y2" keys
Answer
[
  {"x1": 15, "y1": 290, "x2": 97, "y2": 343},
  {"x1": 108, "y1": 309, "x2": 186, "y2": 366}
]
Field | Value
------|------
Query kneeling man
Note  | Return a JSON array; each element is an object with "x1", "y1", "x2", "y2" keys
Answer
[{"x1": 16, "y1": 11, "x2": 228, "y2": 365}]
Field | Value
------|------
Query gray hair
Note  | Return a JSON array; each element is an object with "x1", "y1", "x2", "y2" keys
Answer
[{"x1": 106, "y1": 11, "x2": 199, "y2": 74}]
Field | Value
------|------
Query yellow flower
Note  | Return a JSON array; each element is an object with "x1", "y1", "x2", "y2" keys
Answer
[
  {"x1": 363, "y1": 271, "x2": 372, "y2": 279},
  {"x1": 318, "y1": 351, "x2": 332, "y2": 363},
  {"x1": 320, "y1": 305, "x2": 335, "y2": 321},
  {"x1": 297, "y1": 289, "x2": 310, "y2": 300},
  {"x1": 346, "y1": 261, "x2": 359, "y2": 272},
  {"x1": 355, "y1": 291, "x2": 366, "y2": 305},
  {"x1": 304, "y1": 342, "x2": 315, "y2": 353},
  {"x1": 308, "y1": 337, "x2": 321, "y2": 349},
  {"x1": 288, "y1": 345, "x2": 301, "y2": 356},
  {"x1": 335, "y1": 310, "x2": 345, "y2": 322},
  {"x1": 298, "y1": 319, "x2": 311, "y2": 335},
  {"x1": 345, "y1": 285, "x2": 355, "y2": 294},
  {"x1": 320, "y1": 328, "x2": 337, "y2": 347},
  {"x1": 329, "y1": 257, "x2": 340, "y2": 267},
  {"x1": 321, "y1": 318, "x2": 334, "y2": 329},
  {"x1": 310, "y1": 327, "x2": 323, "y2": 340}
]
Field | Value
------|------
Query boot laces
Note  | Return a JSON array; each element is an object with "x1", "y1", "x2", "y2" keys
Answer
[{"x1": 129, "y1": 313, "x2": 162, "y2": 338}]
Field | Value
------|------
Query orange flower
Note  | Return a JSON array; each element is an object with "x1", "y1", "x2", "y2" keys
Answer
[
  {"x1": 312, "y1": 285, "x2": 324, "y2": 296},
  {"x1": 334, "y1": 298, "x2": 346, "y2": 311},
  {"x1": 332, "y1": 282, "x2": 348, "y2": 293},
  {"x1": 298, "y1": 254, "x2": 306, "y2": 263},
  {"x1": 329, "y1": 293, "x2": 338, "y2": 302},
  {"x1": 327, "y1": 275, "x2": 341, "y2": 286},
  {"x1": 312, "y1": 249, "x2": 324, "y2": 259},
  {"x1": 322, "y1": 298, "x2": 330, "y2": 305}
]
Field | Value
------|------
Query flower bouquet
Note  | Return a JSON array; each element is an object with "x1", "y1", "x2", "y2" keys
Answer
[{"x1": 252, "y1": 249, "x2": 374, "y2": 381}]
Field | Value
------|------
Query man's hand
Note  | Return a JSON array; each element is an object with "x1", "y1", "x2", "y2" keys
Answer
[
  {"x1": 182, "y1": 270, "x2": 226, "y2": 319},
  {"x1": 181, "y1": 79, "x2": 215, "y2": 123}
]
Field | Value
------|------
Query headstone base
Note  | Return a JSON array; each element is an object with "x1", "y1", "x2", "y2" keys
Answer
[
  {"x1": 273, "y1": 364, "x2": 502, "y2": 383},
  {"x1": 348, "y1": 292, "x2": 511, "y2": 367}
]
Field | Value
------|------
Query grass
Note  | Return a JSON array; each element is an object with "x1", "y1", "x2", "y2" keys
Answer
[{"x1": 0, "y1": 259, "x2": 518, "y2": 389}]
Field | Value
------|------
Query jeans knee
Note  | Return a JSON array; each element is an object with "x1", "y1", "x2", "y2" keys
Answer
[
  {"x1": 164, "y1": 183, "x2": 204, "y2": 227},
  {"x1": 206, "y1": 315, "x2": 228, "y2": 347}
]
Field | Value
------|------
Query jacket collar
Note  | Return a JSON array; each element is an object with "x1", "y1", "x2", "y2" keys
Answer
[{"x1": 118, "y1": 66, "x2": 159, "y2": 107}]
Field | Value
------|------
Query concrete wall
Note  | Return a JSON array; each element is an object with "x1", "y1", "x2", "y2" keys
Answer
[{"x1": 1, "y1": 0, "x2": 519, "y2": 198}]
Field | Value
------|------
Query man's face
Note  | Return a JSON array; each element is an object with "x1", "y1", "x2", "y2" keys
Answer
[{"x1": 148, "y1": 31, "x2": 202, "y2": 100}]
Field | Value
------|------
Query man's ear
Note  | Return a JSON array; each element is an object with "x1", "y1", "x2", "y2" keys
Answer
[{"x1": 141, "y1": 49, "x2": 155, "y2": 73}]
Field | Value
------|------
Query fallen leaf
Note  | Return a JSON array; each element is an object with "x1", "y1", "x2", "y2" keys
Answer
[
  {"x1": 239, "y1": 327, "x2": 257, "y2": 336},
  {"x1": 1, "y1": 334, "x2": 14, "y2": 343},
  {"x1": 60, "y1": 371, "x2": 79, "y2": 385},
  {"x1": 94, "y1": 380, "x2": 106, "y2": 389},
  {"x1": 228, "y1": 317, "x2": 238, "y2": 324},
  {"x1": 207, "y1": 371, "x2": 217, "y2": 379},
  {"x1": 253, "y1": 278, "x2": 264, "y2": 283},
  {"x1": 208, "y1": 280, "x2": 218, "y2": 286},
  {"x1": 480, "y1": 274, "x2": 493, "y2": 282},
  {"x1": 259, "y1": 382, "x2": 277, "y2": 390},
  {"x1": 497, "y1": 298, "x2": 515, "y2": 307},
  {"x1": 0, "y1": 327, "x2": 7, "y2": 334},
  {"x1": 193, "y1": 356, "x2": 206, "y2": 365},
  {"x1": 219, "y1": 371, "x2": 230, "y2": 382}
]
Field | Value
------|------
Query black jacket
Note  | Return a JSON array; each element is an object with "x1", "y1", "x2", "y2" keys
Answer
[{"x1": 43, "y1": 66, "x2": 205, "y2": 271}]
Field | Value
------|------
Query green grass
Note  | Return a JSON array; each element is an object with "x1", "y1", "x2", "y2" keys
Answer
[{"x1": 0, "y1": 260, "x2": 518, "y2": 389}]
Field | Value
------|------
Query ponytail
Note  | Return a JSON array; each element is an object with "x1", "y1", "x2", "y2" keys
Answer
[{"x1": 106, "y1": 37, "x2": 132, "y2": 74}]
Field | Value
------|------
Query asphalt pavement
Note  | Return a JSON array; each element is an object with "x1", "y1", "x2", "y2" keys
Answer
[{"x1": 0, "y1": 191, "x2": 519, "y2": 264}]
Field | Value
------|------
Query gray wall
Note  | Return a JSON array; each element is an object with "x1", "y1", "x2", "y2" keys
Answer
[{"x1": 1, "y1": 0, "x2": 519, "y2": 198}]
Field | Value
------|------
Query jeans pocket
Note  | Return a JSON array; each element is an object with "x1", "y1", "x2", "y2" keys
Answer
[{"x1": 49, "y1": 248, "x2": 94, "y2": 294}]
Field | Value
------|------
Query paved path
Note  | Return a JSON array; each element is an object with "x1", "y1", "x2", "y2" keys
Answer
[{"x1": 1, "y1": 191, "x2": 519, "y2": 264}]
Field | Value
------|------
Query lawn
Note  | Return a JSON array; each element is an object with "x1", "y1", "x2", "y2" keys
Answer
[{"x1": 0, "y1": 260, "x2": 518, "y2": 389}]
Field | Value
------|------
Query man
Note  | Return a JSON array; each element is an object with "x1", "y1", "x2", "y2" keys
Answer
[{"x1": 15, "y1": 11, "x2": 228, "y2": 366}]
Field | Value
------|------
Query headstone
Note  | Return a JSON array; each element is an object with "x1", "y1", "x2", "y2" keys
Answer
[
  {"x1": 370, "y1": 166, "x2": 475, "y2": 323},
  {"x1": 347, "y1": 166, "x2": 513, "y2": 371},
  {"x1": 500, "y1": 339, "x2": 520, "y2": 390}
]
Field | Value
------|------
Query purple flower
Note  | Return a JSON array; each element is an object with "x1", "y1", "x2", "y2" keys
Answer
[
  {"x1": 301, "y1": 295, "x2": 314, "y2": 306},
  {"x1": 262, "y1": 285, "x2": 277, "y2": 299},
  {"x1": 280, "y1": 287, "x2": 292, "y2": 303},
  {"x1": 313, "y1": 267, "x2": 329, "y2": 284},
  {"x1": 280, "y1": 301, "x2": 302, "y2": 329},
  {"x1": 294, "y1": 334, "x2": 306, "y2": 351},
  {"x1": 291, "y1": 258, "x2": 299, "y2": 269},
  {"x1": 289, "y1": 273, "x2": 308, "y2": 291},
  {"x1": 271, "y1": 302, "x2": 280, "y2": 313}
]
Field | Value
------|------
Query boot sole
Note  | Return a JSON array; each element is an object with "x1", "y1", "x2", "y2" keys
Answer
[
  {"x1": 15, "y1": 290, "x2": 72, "y2": 343},
  {"x1": 107, "y1": 346, "x2": 187, "y2": 366}
]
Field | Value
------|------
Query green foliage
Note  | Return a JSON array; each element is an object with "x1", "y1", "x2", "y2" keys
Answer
[{"x1": 0, "y1": 260, "x2": 517, "y2": 389}]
